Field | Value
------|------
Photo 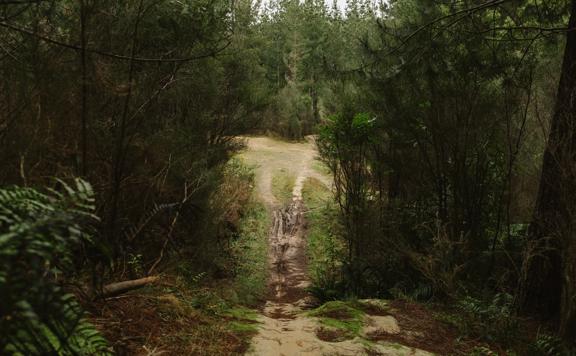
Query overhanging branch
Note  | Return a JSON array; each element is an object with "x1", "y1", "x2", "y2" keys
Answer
[{"x1": 0, "y1": 20, "x2": 232, "y2": 63}]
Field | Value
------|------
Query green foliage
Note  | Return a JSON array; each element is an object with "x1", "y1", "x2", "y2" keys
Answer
[
  {"x1": 0, "y1": 179, "x2": 111, "y2": 355},
  {"x1": 0, "y1": 0, "x2": 573, "y2": 351},
  {"x1": 389, "y1": 282, "x2": 434, "y2": 302},
  {"x1": 319, "y1": 112, "x2": 377, "y2": 150},
  {"x1": 310, "y1": 7, "x2": 571, "y2": 350},
  {"x1": 211, "y1": 159, "x2": 268, "y2": 306},
  {"x1": 317, "y1": 112, "x2": 378, "y2": 263},
  {"x1": 230, "y1": 199, "x2": 269, "y2": 306},
  {"x1": 185, "y1": 287, "x2": 259, "y2": 337},
  {"x1": 256, "y1": 0, "x2": 339, "y2": 138},
  {"x1": 528, "y1": 334, "x2": 575, "y2": 356}
]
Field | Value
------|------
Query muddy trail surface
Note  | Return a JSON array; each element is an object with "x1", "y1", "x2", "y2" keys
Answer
[{"x1": 241, "y1": 137, "x2": 432, "y2": 356}]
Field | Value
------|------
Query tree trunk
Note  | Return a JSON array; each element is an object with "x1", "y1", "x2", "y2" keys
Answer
[
  {"x1": 311, "y1": 76, "x2": 320, "y2": 126},
  {"x1": 523, "y1": 0, "x2": 576, "y2": 343}
]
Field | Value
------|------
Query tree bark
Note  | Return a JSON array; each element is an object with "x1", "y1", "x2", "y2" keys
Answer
[{"x1": 523, "y1": 0, "x2": 576, "y2": 343}]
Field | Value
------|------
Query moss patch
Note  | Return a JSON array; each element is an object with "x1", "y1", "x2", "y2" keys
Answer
[{"x1": 308, "y1": 301, "x2": 366, "y2": 336}]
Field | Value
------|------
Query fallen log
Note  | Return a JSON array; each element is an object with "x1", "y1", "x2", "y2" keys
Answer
[{"x1": 98, "y1": 276, "x2": 159, "y2": 298}]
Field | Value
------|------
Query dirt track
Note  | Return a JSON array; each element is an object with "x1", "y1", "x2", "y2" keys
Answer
[{"x1": 241, "y1": 137, "x2": 431, "y2": 356}]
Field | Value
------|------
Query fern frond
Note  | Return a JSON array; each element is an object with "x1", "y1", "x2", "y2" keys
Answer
[{"x1": 0, "y1": 179, "x2": 112, "y2": 355}]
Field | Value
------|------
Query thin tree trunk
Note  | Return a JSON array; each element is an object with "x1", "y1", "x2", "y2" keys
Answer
[
  {"x1": 79, "y1": 0, "x2": 88, "y2": 176},
  {"x1": 108, "y1": 0, "x2": 144, "y2": 242}
]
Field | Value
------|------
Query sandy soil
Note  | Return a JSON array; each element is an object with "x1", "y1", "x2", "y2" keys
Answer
[{"x1": 241, "y1": 136, "x2": 431, "y2": 356}]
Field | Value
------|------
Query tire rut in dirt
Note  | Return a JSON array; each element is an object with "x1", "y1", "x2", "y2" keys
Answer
[{"x1": 267, "y1": 199, "x2": 310, "y2": 306}]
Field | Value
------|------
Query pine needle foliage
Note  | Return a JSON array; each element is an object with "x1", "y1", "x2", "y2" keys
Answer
[{"x1": 0, "y1": 179, "x2": 111, "y2": 355}]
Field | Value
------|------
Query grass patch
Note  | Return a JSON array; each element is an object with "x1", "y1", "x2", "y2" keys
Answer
[
  {"x1": 312, "y1": 159, "x2": 331, "y2": 176},
  {"x1": 302, "y1": 176, "x2": 331, "y2": 204},
  {"x1": 301, "y1": 177, "x2": 345, "y2": 301},
  {"x1": 272, "y1": 168, "x2": 296, "y2": 203},
  {"x1": 220, "y1": 305, "x2": 259, "y2": 322},
  {"x1": 308, "y1": 301, "x2": 366, "y2": 337},
  {"x1": 228, "y1": 321, "x2": 259, "y2": 334},
  {"x1": 230, "y1": 199, "x2": 269, "y2": 306}
]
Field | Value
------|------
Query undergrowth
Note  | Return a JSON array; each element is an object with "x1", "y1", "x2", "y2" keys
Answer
[
  {"x1": 301, "y1": 177, "x2": 346, "y2": 302},
  {"x1": 206, "y1": 158, "x2": 269, "y2": 306},
  {"x1": 229, "y1": 199, "x2": 269, "y2": 306},
  {"x1": 90, "y1": 277, "x2": 259, "y2": 355},
  {"x1": 89, "y1": 159, "x2": 268, "y2": 354},
  {"x1": 435, "y1": 293, "x2": 576, "y2": 355}
]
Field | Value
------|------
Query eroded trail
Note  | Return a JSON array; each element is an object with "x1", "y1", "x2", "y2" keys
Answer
[
  {"x1": 241, "y1": 137, "x2": 432, "y2": 356},
  {"x1": 248, "y1": 157, "x2": 337, "y2": 356},
  {"x1": 269, "y1": 199, "x2": 308, "y2": 304},
  {"x1": 241, "y1": 136, "x2": 340, "y2": 354}
]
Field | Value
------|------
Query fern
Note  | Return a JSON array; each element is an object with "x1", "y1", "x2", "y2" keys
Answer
[
  {"x1": 124, "y1": 202, "x2": 180, "y2": 242},
  {"x1": 0, "y1": 179, "x2": 112, "y2": 355},
  {"x1": 411, "y1": 282, "x2": 434, "y2": 301},
  {"x1": 457, "y1": 293, "x2": 519, "y2": 346}
]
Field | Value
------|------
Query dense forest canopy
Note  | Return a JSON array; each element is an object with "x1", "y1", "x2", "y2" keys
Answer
[{"x1": 0, "y1": 0, "x2": 575, "y2": 354}]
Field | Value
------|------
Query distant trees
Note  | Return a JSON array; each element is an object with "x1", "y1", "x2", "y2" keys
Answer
[{"x1": 256, "y1": 0, "x2": 334, "y2": 138}]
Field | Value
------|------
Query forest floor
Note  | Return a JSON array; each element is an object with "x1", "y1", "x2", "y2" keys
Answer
[{"x1": 240, "y1": 137, "x2": 434, "y2": 356}]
